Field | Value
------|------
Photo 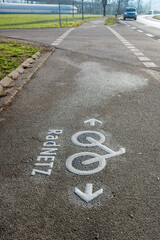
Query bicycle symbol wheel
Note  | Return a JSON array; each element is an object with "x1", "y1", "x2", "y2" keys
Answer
[
  {"x1": 66, "y1": 151, "x2": 106, "y2": 176},
  {"x1": 71, "y1": 130, "x2": 105, "y2": 147},
  {"x1": 66, "y1": 130, "x2": 125, "y2": 176},
  {"x1": 66, "y1": 131, "x2": 107, "y2": 175}
]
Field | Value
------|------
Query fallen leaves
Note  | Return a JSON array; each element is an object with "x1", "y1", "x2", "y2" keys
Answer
[
  {"x1": 128, "y1": 212, "x2": 134, "y2": 218},
  {"x1": 95, "y1": 233, "x2": 99, "y2": 239}
]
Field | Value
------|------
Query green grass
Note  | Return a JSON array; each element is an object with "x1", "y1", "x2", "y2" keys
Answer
[
  {"x1": 105, "y1": 17, "x2": 118, "y2": 26},
  {"x1": 0, "y1": 14, "x2": 101, "y2": 28},
  {"x1": 0, "y1": 39, "x2": 41, "y2": 80},
  {"x1": 153, "y1": 15, "x2": 160, "y2": 20}
]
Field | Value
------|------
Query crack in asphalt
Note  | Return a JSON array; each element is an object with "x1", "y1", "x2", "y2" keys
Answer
[
  {"x1": 53, "y1": 46, "x2": 160, "y2": 73},
  {"x1": 1, "y1": 34, "x2": 160, "y2": 74},
  {"x1": 31, "y1": 136, "x2": 43, "y2": 143}
]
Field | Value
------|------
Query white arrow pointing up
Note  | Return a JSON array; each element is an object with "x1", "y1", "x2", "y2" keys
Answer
[
  {"x1": 75, "y1": 183, "x2": 103, "y2": 202},
  {"x1": 84, "y1": 118, "x2": 102, "y2": 126}
]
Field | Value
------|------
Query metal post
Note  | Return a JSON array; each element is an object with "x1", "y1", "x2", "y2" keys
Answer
[
  {"x1": 82, "y1": 0, "x2": 84, "y2": 20},
  {"x1": 115, "y1": 12, "x2": 117, "y2": 23},
  {"x1": 58, "y1": 0, "x2": 61, "y2": 27}
]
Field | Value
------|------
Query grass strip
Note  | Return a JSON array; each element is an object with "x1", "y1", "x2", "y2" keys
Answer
[
  {"x1": 153, "y1": 15, "x2": 160, "y2": 20},
  {"x1": 0, "y1": 39, "x2": 41, "y2": 80},
  {"x1": 0, "y1": 14, "x2": 101, "y2": 28},
  {"x1": 105, "y1": 17, "x2": 118, "y2": 26}
]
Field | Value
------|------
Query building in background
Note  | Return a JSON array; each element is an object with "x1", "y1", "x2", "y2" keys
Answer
[{"x1": 0, "y1": 3, "x2": 77, "y2": 14}]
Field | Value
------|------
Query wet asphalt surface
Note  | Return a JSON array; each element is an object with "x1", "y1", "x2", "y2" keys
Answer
[{"x1": 0, "y1": 18, "x2": 160, "y2": 239}]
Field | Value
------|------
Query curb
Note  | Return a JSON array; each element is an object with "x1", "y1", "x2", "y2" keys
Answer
[{"x1": 0, "y1": 48, "x2": 54, "y2": 113}]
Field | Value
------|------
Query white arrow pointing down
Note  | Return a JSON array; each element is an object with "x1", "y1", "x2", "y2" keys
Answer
[{"x1": 75, "y1": 183, "x2": 103, "y2": 202}]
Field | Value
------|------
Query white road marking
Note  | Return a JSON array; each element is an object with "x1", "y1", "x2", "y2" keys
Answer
[
  {"x1": 156, "y1": 39, "x2": 160, "y2": 44},
  {"x1": 146, "y1": 34, "x2": 154, "y2": 37},
  {"x1": 107, "y1": 26, "x2": 157, "y2": 68},
  {"x1": 35, "y1": 162, "x2": 54, "y2": 168},
  {"x1": 84, "y1": 118, "x2": 102, "y2": 126},
  {"x1": 71, "y1": 130, "x2": 105, "y2": 147},
  {"x1": 131, "y1": 27, "x2": 136, "y2": 29},
  {"x1": 142, "y1": 62, "x2": 157, "y2": 68},
  {"x1": 66, "y1": 151, "x2": 107, "y2": 176},
  {"x1": 137, "y1": 30, "x2": 143, "y2": 33},
  {"x1": 75, "y1": 183, "x2": 103, "y2": 202},
  {"x1": 37, "y1": 156, "x2": 55, "y2": 162},
  {"x1": 31, "y1": 129, "x2": 62, "y2": 176},
  {"x1": 51, "y1": 28, "x2": 74, "y2": 46},
  {"x1": 138, "y1": 57, "x2": 150, "y2": 61},
  {"x1": 40, "y1": 148, "x2": 58, "y2": 155},
  {"x1": 122, "y1": 41, "x2": 130, "y2": 44},
  {"x1": 127, "y1": 46, "x2": 136, "y2": 49},
  {"x1": 133, "y1": 52, "x2": 144, "y2": 56},
  {"x1": 130, "y1": 48, "x2": 140, "y2": 52},
  {"x1": 31, "y1": 169, "x2": 52, "y2": 176},
  {"x1": 66, "y1": 131, "x2": 125, "y2": 175},
  {"x1": 124, "y1": 43, "x2": 133, "y2": 46},
  {"x1": 52, "y1": 42, "x2": 60, "y2": 46}
]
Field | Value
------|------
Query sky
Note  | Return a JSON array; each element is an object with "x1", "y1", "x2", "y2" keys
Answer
[
  {"x1": 143, "y1": 0, "x2": 160, "y2": 10},
  {"x1": 143, "y1": 0, "x2": 160, "y2": 5}
]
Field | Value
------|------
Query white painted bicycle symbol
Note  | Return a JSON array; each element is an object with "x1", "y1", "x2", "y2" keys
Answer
[{"x1": 66, "y1": 131, "x2": 125, "y2": 175}]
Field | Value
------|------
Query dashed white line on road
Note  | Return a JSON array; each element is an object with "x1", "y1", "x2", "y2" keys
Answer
[
  {"x1": 52, "y1": 41, "x2": 59, "y2": 46},
  {"x1": 138, "y1": 57, "x2": 150, "y2": 61},
  {"x1": 146, "y1": 34, "x2": 154, "y2": 37},
  {"x1": 107, "y1": 26, "x2": 157, "y2": 68},
  {"x1": 124, "y1": 43, "x2": 133, "y2": 46},
  {"x1": 131, "y1": 27, "x2": 136, "y2": 29},
  {"x1": 137, "y1": 30, "x2": 143, "y2": 33},
  {"x1": 121, "y1": 39, "x2": 129, "y2": 42},
  {"x1": 126, "y1": 46, "x2": 135, "y2": 48},
  {"x1": 51, "y1": 28, "x2": 74, "y2": 46},
  {"x1": 122, "y1": 42, "x2": 130, "y2": 44},
  {"x1": 130, "y1": 48, "x2": 140, "y2": 52},
  {"x1": 156, "y1": 39, "x2": 160, "y2": 44},
  {"x1": 142, "y1": 62, "x2": 157, "y2": 68},
  {"x1": 133, "y1": 52, "x2": 144, "y2": 56}
]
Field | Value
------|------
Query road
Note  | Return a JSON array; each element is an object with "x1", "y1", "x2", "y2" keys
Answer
[
  {"x1": 137, "y1": 14, "x2": 160, "y2": 29},
  {"x1": 120, "y1": 14, "x2": 160, "y2": 40},
  {"x1": 0, "y1": 18, "x2": 160, "y2": 240}
]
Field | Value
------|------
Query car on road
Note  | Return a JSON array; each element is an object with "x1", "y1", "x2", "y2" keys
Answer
[{"x1": 123, "y1": 7, "x2": 137, "y2": 20}]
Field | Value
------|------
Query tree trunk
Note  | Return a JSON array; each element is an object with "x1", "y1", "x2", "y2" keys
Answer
[{"x1": 137, "y1": 0, "x2": 141, "y2": 14}]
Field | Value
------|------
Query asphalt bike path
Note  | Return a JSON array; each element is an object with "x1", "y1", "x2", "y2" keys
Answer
[
  {"x1": 0, "y1": 28, "x2": 68, "y2": 45},
  {"x1": 0, "y1": 19, "x2": 160, "y2": 240}
]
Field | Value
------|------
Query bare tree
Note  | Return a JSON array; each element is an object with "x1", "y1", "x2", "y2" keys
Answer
[
  {"x1": 117, "y1": 0, "x2": 122, "y2": 14},
  {"x1": 117, "y1": 0, "x2": 131, "y2": 14},
  {"x1": 137, "y1": 0, "x2": 141, "y2": 13}
]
